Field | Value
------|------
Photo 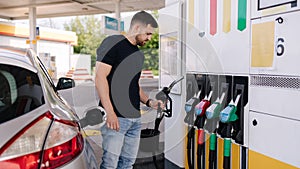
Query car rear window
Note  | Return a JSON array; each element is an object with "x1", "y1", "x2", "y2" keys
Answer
[{"x1": 0, "y1": 64, "x2": 44, "y2": 124}]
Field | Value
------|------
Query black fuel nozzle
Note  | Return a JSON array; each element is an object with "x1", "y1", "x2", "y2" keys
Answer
[
  {"x1": 156, "y1": 76, "x2": 184, "y2": 101},
  {"x1": 155, "y1": 87, "x2": 169, "y2": 103},
  {"x1": 152, "y1": 77, "x2": 183, "y2": 135},
  {"x1": 155, "y1": 77, "x2": 184, "y2": 117}
]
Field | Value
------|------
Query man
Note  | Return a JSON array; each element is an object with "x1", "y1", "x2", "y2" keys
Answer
[{"x1": 95, "y1": 11, "x2": 161, "y2": 169}]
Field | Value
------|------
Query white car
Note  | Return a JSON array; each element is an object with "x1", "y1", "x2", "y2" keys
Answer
[{"x1": 0, "y1": 46, "x2": 104, "y2": 169}]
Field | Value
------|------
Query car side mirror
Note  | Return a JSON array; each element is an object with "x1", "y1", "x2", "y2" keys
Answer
[
  {"x1": 56, "y1": 77, "x2": 75, "y2": 90},
  {"x1": 79, "y1": 106, "x2": 106, "y2": 128}
]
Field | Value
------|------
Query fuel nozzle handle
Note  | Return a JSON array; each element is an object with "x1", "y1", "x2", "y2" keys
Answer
[
  {"x1": 219, "y1": 94, "x2": 241, "y2": 123},
  {"x1": 155, "y1": 76, "x2": 184, "y2": 101},
  {"x1": 155, "y1": 77, "x2": 184, "y2": 117},
  {"x1": 155, "y1": 87, "x2": 169, "y2": 103},
  {"x1": 184, "y1": 91, "x2": 201, "y2": 125}
]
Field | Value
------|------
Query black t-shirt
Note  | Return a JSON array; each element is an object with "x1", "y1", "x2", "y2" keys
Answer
[{"x1": 96, "y1": 35, "x2": 144, "y2": 118}]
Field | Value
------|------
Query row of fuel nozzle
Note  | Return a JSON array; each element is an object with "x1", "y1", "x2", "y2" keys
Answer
[
  {"x1": 185, "y1": 90, "x2": 241, "y2": 127},
  {"x1": 184, "y1": 88, "x2": 242, "y2": 169}
]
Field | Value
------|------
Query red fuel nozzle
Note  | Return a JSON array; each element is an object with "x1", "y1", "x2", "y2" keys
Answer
[{"x1": 195, "y1": 99, "x2": 211, "y2": 116}]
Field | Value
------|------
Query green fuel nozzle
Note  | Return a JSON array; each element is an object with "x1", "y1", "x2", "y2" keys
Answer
[
  {"x1": 219, "y1": 94, "x2": 241, "y2": 123},
  {"x1": 205, "y1": 92, "x2": 225, "y2": 119}
]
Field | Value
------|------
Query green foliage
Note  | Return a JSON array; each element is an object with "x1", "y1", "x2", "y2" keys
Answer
[
  {"x1": 139, "y1": 31, "x2": 159, "y2": 71},
  {"x1": 64, "y1": 16, "x2": 105, "y2": 69},
  {"x1": 139, "y1": 10, "x2": 159, "y2": 72}
]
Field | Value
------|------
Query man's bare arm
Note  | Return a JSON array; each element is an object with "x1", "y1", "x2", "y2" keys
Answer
[{"x1": 95, "y1": 61, "x2": 119, "y2": 131}]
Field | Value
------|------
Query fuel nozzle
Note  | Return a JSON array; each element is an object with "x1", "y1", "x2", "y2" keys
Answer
[
  {"x1": 193, "y1": 88, "x2": 213, "y2": 169},
  {"x1": 205, "y1": 84, "x2": 229, "y2": 169},
  {"x1": 195, "y1": 90, "x2": 213, "y2": 117},
  {"x1": 156, "y1": 76, "x2": 184, "y2": 102},
  {"x1": 193, "y1": 90, "x2": 212, "y2": 133},
  {"x1": 156, "y1": 76, "x2": 184, "y2": 117},
  {"x1": 219, "y1": 94, "x2": 241, "y2": 123},
  {"x1": 206, "y1": 92, "x2": 226, "y2": 119},
  {"x1": 155, "y1": 86, "x2": 169, "y2": 103},
  {"x1": 219, "y1": 94, "x2": 241, "y2": 169},
  {"x1": 184, "y1": 91, "x2": 201, "y2": 125},
  {"x1": 185, "y1": 92, "x2": 201, "y2": 113}
]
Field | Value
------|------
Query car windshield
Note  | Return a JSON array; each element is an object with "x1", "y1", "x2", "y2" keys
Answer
[{"x1": 0, "y1": 64, "x2": 44, "y2": 124}]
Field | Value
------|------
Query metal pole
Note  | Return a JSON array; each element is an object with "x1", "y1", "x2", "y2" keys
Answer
[
  {"x1": 29, "y1": 7, "x2": 37, "y2": 53},
  {"x1": 115, "y1": 0, "x2": 121, "y2": 33}
]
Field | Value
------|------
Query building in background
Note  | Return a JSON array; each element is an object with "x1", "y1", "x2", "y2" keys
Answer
[{"x1": 0, "y1": 21, "x2": 86, "y2": 80}]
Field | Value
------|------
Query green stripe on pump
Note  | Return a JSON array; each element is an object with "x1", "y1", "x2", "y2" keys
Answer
[
  {"x1": 209, "y1": 133, "x2": 217, "y2": 151},
  {"x1": 238, "y1": 0, "x2": 247, "y2": 31},
  {"x1": 224, "y1": 138, "x2": 231, "y2": 157}
]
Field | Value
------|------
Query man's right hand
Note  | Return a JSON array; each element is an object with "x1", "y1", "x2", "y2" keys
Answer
[{"x1": 106, "y1": 112, "x2": 119, "y2": 131}]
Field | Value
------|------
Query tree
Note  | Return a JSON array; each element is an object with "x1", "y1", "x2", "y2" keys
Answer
[{"x1": 64, "y1": 16, "x2": 105, "y2": 70}]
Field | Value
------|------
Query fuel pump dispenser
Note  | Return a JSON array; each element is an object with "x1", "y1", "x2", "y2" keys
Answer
[
  {"x1": 205, "y1": 83, "x2": 229, "y2": 169},
  {"x1": 219, "y1": 93, "x2": 241, "y2": 169}
]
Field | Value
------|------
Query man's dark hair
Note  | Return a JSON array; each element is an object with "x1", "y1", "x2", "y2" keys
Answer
[{"x1": 130, "y1": 11, "x2": 158, "y2": 28}]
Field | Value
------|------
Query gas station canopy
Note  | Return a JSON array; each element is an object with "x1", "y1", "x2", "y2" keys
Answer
[
  {"x1": 0, "y1": 0, "x2": 165, "y2": 20},
  {"x1": 0, "y1": 0, "x2": 165, "y2": 52}
]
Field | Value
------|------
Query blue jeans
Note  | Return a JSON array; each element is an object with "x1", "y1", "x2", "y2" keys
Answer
[{"x1": 100, "y1": 117, "x2": 141, "y2": 169}]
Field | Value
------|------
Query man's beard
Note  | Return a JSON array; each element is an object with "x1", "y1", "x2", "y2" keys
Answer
[
  {"x1": 136, "y1": 35, "x2": 146, "y2": 46},
  {"x1": 138, "y1": 41, "x2": 145, "y2": 46}
]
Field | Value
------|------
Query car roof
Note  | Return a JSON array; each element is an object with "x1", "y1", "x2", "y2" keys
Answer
[{"x1": 0, "y1": 46, "x2": 37, "y2": 73}]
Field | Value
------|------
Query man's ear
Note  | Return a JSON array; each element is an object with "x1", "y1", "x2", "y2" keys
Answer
[{"x1": 133, "y1": 24, "x2": 141, "y2": 33}]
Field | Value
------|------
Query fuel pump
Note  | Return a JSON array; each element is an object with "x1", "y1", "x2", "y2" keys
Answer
[
  {"x1": 219, "y1": 94, "x2": 241, "y2": 169},
  {"x1": 205, "y1": 83, "x2": 229, "y2": 169},
  {"x1": 194, "y1": 89, "x2": 213, "y2": 169}
]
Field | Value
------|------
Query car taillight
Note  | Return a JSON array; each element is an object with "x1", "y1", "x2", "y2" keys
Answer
[
  {"x1": 41, "y1": 117, "x2": 83, "y2": 168},
  {"x1": 0, "y1": 112, "x2": 84, "y2": 169}
]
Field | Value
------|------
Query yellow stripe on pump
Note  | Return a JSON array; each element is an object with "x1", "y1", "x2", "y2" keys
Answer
[
  {"x1": 249, "y1": 150, "x2": 299, "y2": 169},
  {"x1": 223, "y1": 0, "x2": 231, "y2": 33},
  {"x1": 231, "y1": 143, "x2": 240, "y2": 169},
  {"x1": 217, "y1": 138, "x2": 224, "y2": 169}
]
